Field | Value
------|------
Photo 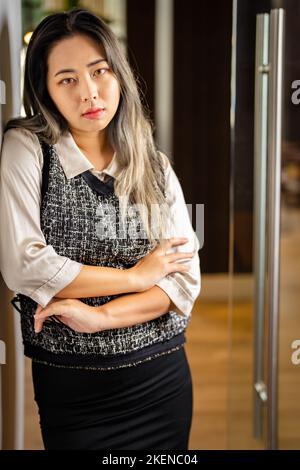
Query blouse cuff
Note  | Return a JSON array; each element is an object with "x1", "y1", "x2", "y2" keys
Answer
[
  {"x1": 29, "y1": 259, "x2": 83, "y2": 308},
  {"x1": 155, "y1": 275, "x2": 195, "y2": 317}
]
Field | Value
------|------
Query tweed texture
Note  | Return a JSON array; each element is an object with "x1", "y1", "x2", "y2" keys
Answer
[{"x1": 14, "y1": 140, "x2": 189, "y2": 368}]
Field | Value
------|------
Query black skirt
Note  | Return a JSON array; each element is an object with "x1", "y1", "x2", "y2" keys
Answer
[{"x1": 31, "y1": 346, "x2": 193, "y2": 450}]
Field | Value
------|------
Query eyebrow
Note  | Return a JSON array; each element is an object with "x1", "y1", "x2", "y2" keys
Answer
[{"x1": 54, "y1": 58, "x2": 108, "y2": 77}]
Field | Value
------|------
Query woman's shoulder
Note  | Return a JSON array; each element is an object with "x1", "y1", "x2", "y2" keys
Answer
[
  {"x1": 1, "y1": 127, "x2": 43, "y2": 168},
  {"x1": 3, "y1": 126, "x2": 39, "y2": 146}
]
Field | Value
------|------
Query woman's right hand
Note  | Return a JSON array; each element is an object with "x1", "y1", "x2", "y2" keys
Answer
[{"x1": 129, "y1": 237, "x2": 194, "y2": 292}]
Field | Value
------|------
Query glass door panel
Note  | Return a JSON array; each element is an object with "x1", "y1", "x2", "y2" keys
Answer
[{"x1": 228, "y1": 0, "x2": 300, "y2": 449}]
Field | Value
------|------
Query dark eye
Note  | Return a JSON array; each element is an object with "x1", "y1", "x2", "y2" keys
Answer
[
  {"x1": 59, "y1": 77, "x2": 75, "y2": 85},
  {"x1": 94, "y1": 68, "x2": 109, "y2": 77}
]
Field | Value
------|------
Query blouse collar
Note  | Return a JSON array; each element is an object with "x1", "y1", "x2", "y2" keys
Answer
[{"x1": 53, "y1": 130, "x2": 119, "y2": 180}]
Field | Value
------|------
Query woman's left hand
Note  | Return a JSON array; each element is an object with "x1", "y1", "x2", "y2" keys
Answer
[{"x1": 34, "y1": 298, "x2": 106, "y2": 334}]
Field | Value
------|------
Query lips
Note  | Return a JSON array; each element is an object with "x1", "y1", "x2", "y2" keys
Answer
[{"x1": 82, "y1": 107, "x2": 104, "y2": 116}]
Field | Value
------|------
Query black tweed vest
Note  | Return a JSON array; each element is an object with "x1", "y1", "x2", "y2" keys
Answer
[{"x1": 11, "y1": 137, "x2": 189, "y2": 370}]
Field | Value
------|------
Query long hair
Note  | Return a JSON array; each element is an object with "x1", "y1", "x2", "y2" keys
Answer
[{"x1": 5, "y1": 8, "x2": 172, "y2": 243}]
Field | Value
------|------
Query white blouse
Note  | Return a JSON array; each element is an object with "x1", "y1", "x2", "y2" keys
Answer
[{"x1": 0, "y1": 127, "x2": 201, "y2": 316}]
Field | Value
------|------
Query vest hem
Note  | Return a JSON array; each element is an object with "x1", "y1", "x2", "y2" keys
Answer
[{"x1": 24, "y1": 332, "x2": 186, "y2": 370}]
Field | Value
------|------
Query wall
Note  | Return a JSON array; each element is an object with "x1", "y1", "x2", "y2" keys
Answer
[{"x1": 126, "y1": 0, "x2": 232, "y2": 273}]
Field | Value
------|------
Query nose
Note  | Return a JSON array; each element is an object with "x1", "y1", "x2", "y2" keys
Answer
[{"x1": 79, "y1": 75, "x2": 99, "y2": 102}]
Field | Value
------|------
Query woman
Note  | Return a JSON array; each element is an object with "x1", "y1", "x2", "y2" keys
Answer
[{"x1": 0, "y1": 8, "x2": 200, "y2": 450}]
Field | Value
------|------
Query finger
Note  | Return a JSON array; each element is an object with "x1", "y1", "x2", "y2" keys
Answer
[
  {"x1": 35, "y1": 304, "x2": 43, "y2": 315},
  {"x1": 35, "y1": 298, "x2": 56, "y2": 317},
  {"x1": 166, "y1": 252, "x2": 194, "y2": 262},
  {"x1": 159, "y1": 237, "x2": 189, "y2": 251},
  {"x1": 34, "y1": 315, "x2": 62, "y2": 333},
  {"x1": 34, "y1": 306, "x2": 57, "y2": 320},
  {"x1": 52, "y1": 315, "x2": 65, "y2": 325},
  {"x1": 34, "y1": 316, "x2": 46, "y2": 333},
  {"x1": 168, "y1": 263, "x2": 190, "y2": 274},
  {"x1": 168, "y1": 237, "x2": 189, "y2": 247},
  {"x1": 35, "y1": 301, "x2": 72, "y2": 320}
]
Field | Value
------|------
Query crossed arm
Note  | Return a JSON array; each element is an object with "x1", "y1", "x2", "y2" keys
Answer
[
  {"x1": 33, "y1": 238, "x2": 191, "y2": 333},
  {"x1": 34, "y1": 284, "x2": 173, "y2": 333}
]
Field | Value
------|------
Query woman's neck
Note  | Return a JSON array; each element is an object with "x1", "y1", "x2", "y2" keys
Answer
[
  {"x1": 70, "y1": 129, "x2": 107, "y2": 154},
  {"x1": 70, "y1": 129, "x2": 114, "y2": 171}
]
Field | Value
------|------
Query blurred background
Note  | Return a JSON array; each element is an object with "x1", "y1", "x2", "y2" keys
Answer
[{"x1": 1, "y1": 0, "x2": 300, "y2": 450}]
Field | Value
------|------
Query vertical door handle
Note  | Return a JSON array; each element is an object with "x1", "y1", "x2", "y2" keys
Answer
[
  {"x1": 266, "y1": 8, "x2": 285, "y2": 450},
  {"x1": 253, "y1": 12, "x2": 269, "y2": 440}
]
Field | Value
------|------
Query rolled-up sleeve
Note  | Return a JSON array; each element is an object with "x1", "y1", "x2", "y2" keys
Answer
[
  {"x1": 0, "y1": 128, "x2": 83, "y2": 307},
  {"x1": 155, "y1": 152, "x2": 201, "y2": 317}
]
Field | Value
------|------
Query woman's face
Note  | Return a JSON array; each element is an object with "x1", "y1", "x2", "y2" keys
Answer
[{"x1": 47, "y1": 34, "x2": 121, "y2": 134}]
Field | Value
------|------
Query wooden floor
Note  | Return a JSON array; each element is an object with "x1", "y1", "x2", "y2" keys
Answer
[
  {"x1": 24, "y1": 297, "x2": 229, "y2": 450},
  {"x1": 187, "y1": 300, "x2": 228, "y2": 449}
]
